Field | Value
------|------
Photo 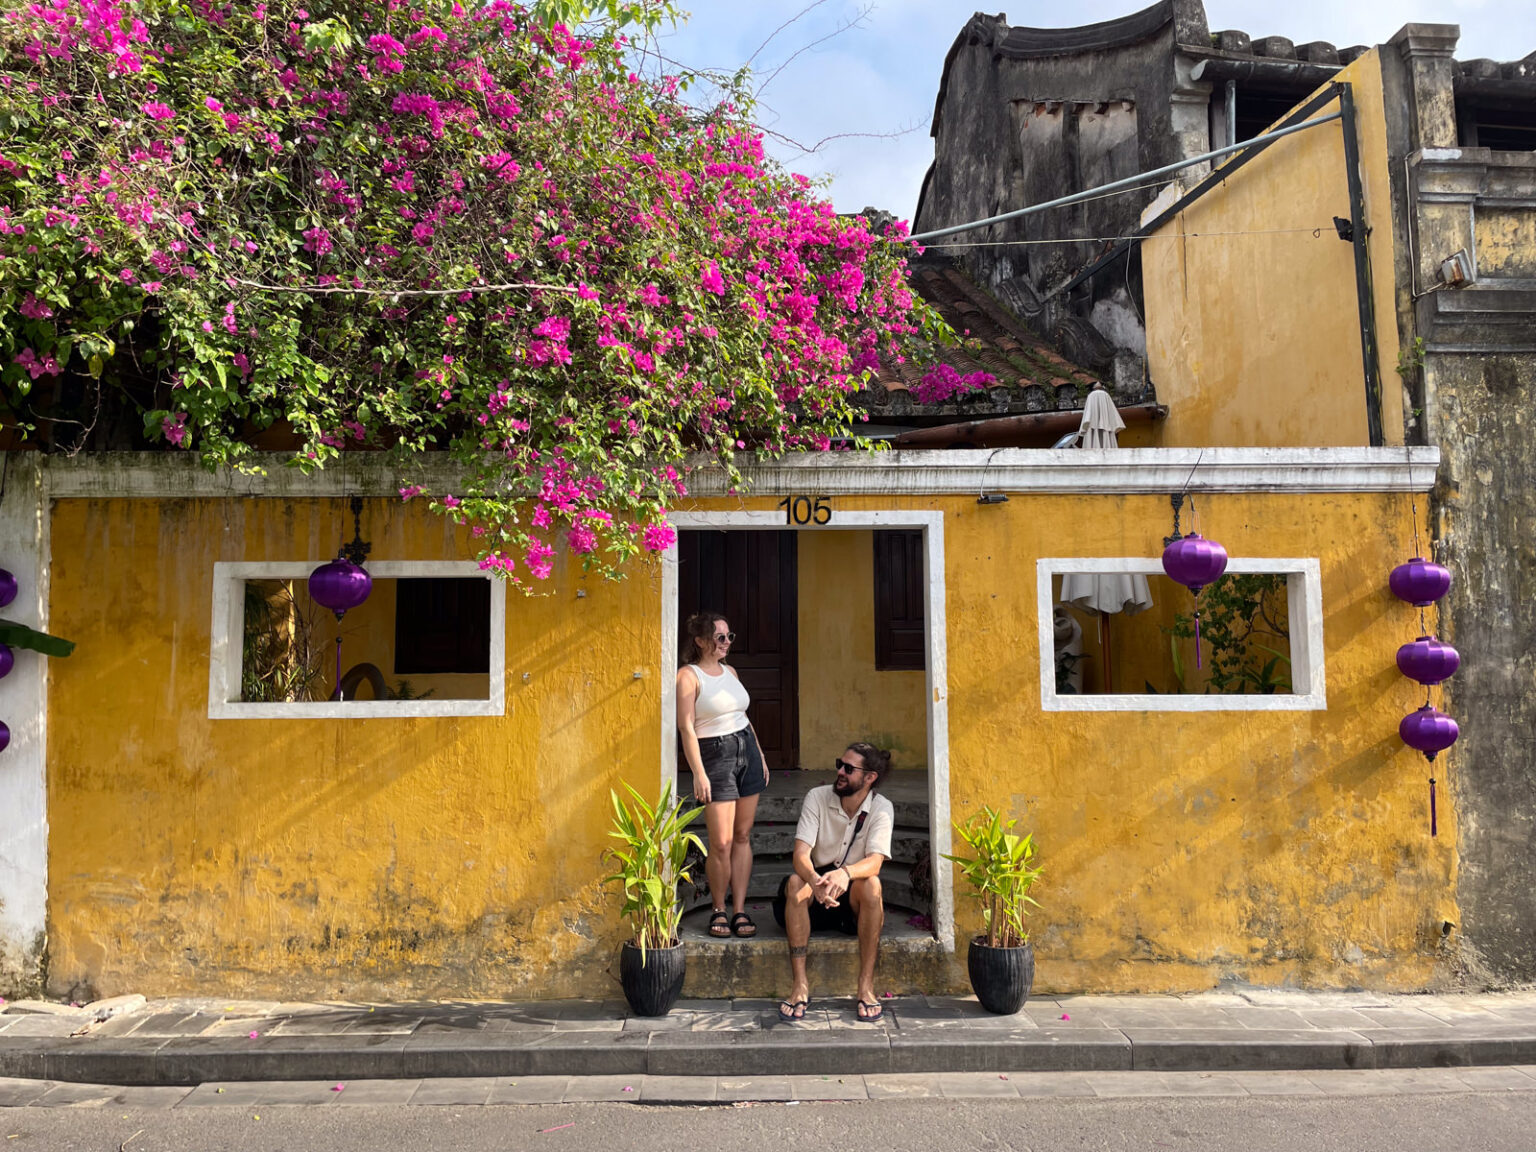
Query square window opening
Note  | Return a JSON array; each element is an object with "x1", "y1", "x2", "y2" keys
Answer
[{"x1": 1038, "y1": 558, "x2": 1324, "y2": 712}]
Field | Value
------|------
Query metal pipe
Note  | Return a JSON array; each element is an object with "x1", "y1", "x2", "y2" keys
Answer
[
  {"x1": 907, "y1": 112, "x2": 1342, "y2": 244},
  {"x1": 1225, "y1": 80, "x2": 1238, "y2": 149},
  {"x1": 1337, "y1": 83, "x2": 1385, "y2": 447}
]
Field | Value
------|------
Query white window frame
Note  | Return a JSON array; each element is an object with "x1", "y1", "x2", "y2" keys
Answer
[
  {"x1": 1037, "y1": 557, "x2": 1326, "y2": 712},
  {"x1": 208, "y1": 561, "x2": 506, "y2": 720},
  {"x1": 661, "y1": 510, "x2": 955, "y2": 950}
]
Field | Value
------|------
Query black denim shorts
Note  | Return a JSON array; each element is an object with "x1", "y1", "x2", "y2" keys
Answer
[{"x1": 696, "y1": 728, "x2": 767, "y2": 803}]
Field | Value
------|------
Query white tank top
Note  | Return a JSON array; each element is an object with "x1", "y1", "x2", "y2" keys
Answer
[{"x1": 688, "y1": 664, "x2": 750, "y2": 738}]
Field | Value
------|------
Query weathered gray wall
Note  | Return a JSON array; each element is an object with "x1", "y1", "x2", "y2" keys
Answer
[
  {"x1": 1390, "y1": 25, "x2": 1536, "y2": 982},
  {"x1": 914, "y1": 2, "x2": 1210, "y2": 355}
]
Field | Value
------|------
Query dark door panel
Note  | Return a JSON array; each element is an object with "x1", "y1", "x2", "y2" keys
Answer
[{"x1": 678, "y1": 531, "x2": 799, "y2": 773}]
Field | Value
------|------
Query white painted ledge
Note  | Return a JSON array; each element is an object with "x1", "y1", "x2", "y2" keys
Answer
[{"x1": 39, "y1": 446, "x2": 1439, "y2": 499}]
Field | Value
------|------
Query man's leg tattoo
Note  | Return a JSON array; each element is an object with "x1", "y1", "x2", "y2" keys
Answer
[{"x1": 788, "y1": 944, "x2": 808, "y2": 958}]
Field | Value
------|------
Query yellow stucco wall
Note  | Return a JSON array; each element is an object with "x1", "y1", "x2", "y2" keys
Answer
[
  {"x1": 1143, "y1": 49, "x2": 1405, "y2": 448},
  {"x1": 46, "y1": 488, "x2": 1454, "y2": 999},
  {"x1": 796, "y1": 530, "x2": 928, "y2": 772}
]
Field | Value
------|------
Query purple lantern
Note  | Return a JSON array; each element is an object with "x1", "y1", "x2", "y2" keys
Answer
[
  {"x1": 0, "y1": 569, "x2": 15, "y2": 609},
  {"x1": 1161, "y1": 533, "x2": 1229, "y2": 595},
  {"x1": 1400, "y1": 704, "x2": 1459, "y2": 762},
  {"x1": 308, "y1": 558, "x2": 372, "y2": 620},
  {"x1": 0, "y1": 721, "x2": 9, "y2": 753},
  {"x1": 1396, "y1": 635, "x2": 1460, "y2": 686},
  {"x1": 1162, "y1": 533, "x2": 1229, "y2": 670},
  {"x1": 0, "y1": 644, "x2": 12, "y2": 680},
  {"x1": 1390, "y1": 557, "x2": 1451, "y2": 607}
]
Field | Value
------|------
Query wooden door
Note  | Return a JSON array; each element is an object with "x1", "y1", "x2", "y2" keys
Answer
[{"x1": 678, "y1": 531, "x2": 800, "y2": 772}]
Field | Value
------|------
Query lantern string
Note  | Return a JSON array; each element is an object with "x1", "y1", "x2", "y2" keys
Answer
[
  {"x1": 1194, "y1": 608, "x2": 1203, "y2": 670},
  {"x1": 1430, "y1": 776, "x2": 1438, "y2": 837}
]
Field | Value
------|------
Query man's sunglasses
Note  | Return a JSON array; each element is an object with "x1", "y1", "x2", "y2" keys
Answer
[
  {"x1": 834, "y1": 758, "x2": 867, "y2": 775},
  {"x1": 712, "y1": 632, "x2": 736, "y2": 643}
]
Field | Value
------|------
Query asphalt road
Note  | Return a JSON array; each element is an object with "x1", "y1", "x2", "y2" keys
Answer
[{"x1": 6, "y1": 1092, "x2": 1536, "y2": 1152}]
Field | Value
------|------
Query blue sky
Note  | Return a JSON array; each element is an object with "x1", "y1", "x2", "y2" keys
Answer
[{"x1": 657, "y1": 0, "x2": 1529, "y2": 219}]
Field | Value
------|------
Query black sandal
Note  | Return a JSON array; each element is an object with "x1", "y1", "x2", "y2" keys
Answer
[
  {"x1": 730, "y1": 912, "x2": 757, "y2": 938},
  {"x1": 777, "y1": 999, "x2": 807, "y2": 1022},
  {"x1": 708, "y1": 910, "x2": 732, "y2": 937}
]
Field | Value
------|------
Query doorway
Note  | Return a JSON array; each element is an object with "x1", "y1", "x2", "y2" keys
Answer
[{"x1": 661, "y1": 510, "x2": 955, "y2": 949}]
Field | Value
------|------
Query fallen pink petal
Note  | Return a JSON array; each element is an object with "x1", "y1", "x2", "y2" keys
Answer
[
  {"x1": 247, "y1": 1031, "x2": 259, "y2": 1038},
  {"x1": 331, "y1": 1084, "x2": 345, "y2": 1092},
  {"x1": 1061, "y1": 1013, "x2": 1071, "y2": 1020}
]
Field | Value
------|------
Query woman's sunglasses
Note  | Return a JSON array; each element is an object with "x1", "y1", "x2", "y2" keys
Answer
[
  {"x1": 713, "y1": 632, "x2": 736, "y2": 644},
  {"x1": 834, "y1": 758, "x2": 867, "y2": 775}
]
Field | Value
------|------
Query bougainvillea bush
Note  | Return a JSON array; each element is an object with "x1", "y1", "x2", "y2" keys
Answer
[{"x1": 0, "y1": 0, "x2": 936, "y2": 582}]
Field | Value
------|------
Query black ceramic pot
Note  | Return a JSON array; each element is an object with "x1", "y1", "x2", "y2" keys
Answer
[
  {"x1": 967, "y1": 937, "x2": 1035, "y2": 1015},
  {"x1": 619, "y1": 941, "x2": 686, "y2": 1017}
]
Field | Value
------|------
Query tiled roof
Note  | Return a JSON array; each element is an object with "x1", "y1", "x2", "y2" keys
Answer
[{"x1": 859, "y1": 256, "x2": 1137, "y2": 420}]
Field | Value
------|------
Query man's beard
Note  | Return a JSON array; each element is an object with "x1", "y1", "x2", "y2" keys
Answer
[{"x1": 833, "y1": 777, "x2": 860, "y2": 796}]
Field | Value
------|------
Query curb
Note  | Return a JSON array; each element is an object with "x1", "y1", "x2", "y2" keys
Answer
[{"x1": 5, "y1": 1026, "x2": 1536, "y2": 1085}]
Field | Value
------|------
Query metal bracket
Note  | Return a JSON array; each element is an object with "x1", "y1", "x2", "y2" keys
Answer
[
  {"x1": 1163, "y1": 493, "x2": 1185, "y2": 547},
  {"x1": 338, "y1": 495, "x2": 372, "y2": 566}
]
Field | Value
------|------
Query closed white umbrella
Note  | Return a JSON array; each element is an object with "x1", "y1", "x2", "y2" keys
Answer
[{"x1": 1059, "y1": 388, "x2": 1152, "y2": 690}]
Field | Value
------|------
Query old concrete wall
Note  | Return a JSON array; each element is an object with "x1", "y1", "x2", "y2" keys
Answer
[
  {"x1": 1410, "y1": 148, "x2": 1536, "y2": 982},
  {"x1": 914, "y1": 4, "x2": 1209, "y2": 351}
]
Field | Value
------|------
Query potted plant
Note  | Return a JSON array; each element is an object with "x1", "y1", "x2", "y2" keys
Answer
[
  {"x1": 604, "y1": 781, "x2": 704, "y2": 1017},
  {"x1": 945, "y1": 807, "x2": 1044, "y2": 1014}
]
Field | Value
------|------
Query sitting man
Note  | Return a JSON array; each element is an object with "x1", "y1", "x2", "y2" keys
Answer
[{"x1": 779, "y1": 741, "x2": 894, "y2": 1023}]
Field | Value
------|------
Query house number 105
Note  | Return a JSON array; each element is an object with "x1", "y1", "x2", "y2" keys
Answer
[{"x1": 778, "y1": 496, "x2": 832, "y2": 525}]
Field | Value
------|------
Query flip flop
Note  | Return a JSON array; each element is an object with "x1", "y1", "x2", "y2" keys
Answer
[
  {"x1": 777, "y1": 999, "x2": 808, "y2": 1022},
  {"x1": 855, "y1": 1000, "x2": 884, "y2": 1023},
  {"x1": 708, "y1": 910, "x2": 732, "y2": 938},
  {"x1": 730, "y1": 912, "x2": 757, "y2": 938}
]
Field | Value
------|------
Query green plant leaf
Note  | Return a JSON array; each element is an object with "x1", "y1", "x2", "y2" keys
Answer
[{"x1": 0, "y1": 619, "x2": 74, "y2": 657}]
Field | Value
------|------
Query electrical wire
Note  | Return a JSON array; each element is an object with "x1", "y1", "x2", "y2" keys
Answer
[{"x1": 920, "y1": 226, "x2": 1335, "y2": 250}]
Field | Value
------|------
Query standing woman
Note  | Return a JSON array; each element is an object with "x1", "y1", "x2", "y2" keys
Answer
[{"x1": 676, "y1": 611, "x2": 768, "y2": 938}]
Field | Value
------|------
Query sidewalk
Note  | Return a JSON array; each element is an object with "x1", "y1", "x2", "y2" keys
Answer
[{"x1": 3, "y1": 989, "x2": 1536, "y2": 1087}]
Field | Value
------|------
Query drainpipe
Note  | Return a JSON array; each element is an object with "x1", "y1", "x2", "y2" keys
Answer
[{"x1": 1225, "y1": 80, "x2": 1238, "y2": 148}]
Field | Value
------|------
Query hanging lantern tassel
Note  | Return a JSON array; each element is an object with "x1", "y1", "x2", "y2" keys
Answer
[
  {"x1": 335, "y1": 635, "x2": 344, "y2": 700},
  {"x1": 1429, "y1": 776, "x2": 1437, "y2": 837},
  {"x1": 1193, "y1": 606, "x2": 1203, "y2": 670}
]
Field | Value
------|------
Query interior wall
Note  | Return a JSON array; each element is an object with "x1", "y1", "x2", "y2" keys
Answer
[{"x1": 796, "y1": 530, "x2": 929, "y2": 774}]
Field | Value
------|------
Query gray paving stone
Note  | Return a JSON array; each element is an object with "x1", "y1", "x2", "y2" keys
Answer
[
  {"x1": 789, "y1": 1074, "x2": 867, "y2": 1100},
  {"x1": 29, "y1": 1082, "x2": 114, "y2": 1107},
  {"x1": 1380, "y1": 1068, "x2": 1484, "y2": 1094},
  {"x1": 1304, "y1": 1071, "x2": 1405, "y2": 1096},
  {"x1": 1454, "y1": 1066, "x2": 1536, "y2": 1091},
  {"x1": 1088, "y1": 1072, "x2": 1183, "y2": 1097},
  {"x1": 409, "y1": 1077, "x2": 496, "y2": 1105},
  {"x1": 46, "y1": 1038, "x2": 170, "y2": 1087},
  {"x1": 887, "y1": 1028, "x2": 1131, "y2": 1073},
  {"x1": 717, "y1": 1076, "x2": 793, "y2": 1101},
  {"x1": 178, "y1": 1082, "x2": 265, "y2": 1107},
  {"x1": 1358, "y1": 1008, "x2": 1447, "y2": 1028},
  {"x1": 936, "y1": 1072, "x2": 1018, "y2": 1098},
  {"x1": 637, "y1": 1076, "x2": 715, "y2": 1104},
  {"x1": 1228, "y1": 1071, "x2": 1330, "y2": 1095},
  {"x1": 327, "y1": 1079, "x2": 423, "y2": 1105},
  {"x1": 647, "y1": 1029, "x2": 888, "y2": 1077},
  {"x1": 1222, "y1": 1007, "x2": 1311, "y2": 1030},
  {"x1": 1298, "y1": 1009, "x2": 1379, "y2": 1030},
  {"x1": 688, "y1": 1012, "x2": 763, "y2": 1032},
  {"x1": 1125, "y1": 1027, "x2": 1372, "y2": 1072},
  {"x1": 863, "y1": 1073, "x2": 941, "y2": 1098},
  {"x1": 488, "y1": 1076, "x2": 570, "y2": 1105},
  {"x1": 621, "y1": 1014, "x2": 694, "y2": 1031},
  {"x1": 0, "y1": 1077, "x2": 57, "y2": 1106},
  {"x1": 401, "y1": 1030, "x2": 562, "y2": 1079},
  {"x1": 101, "y1": 1085, "x2": 196, "y2": 1108},
  {"x1": 122, "y1": 1013, "x2": 217, "y2": 1037},
  {"x1": 254, "y1": 1080, "x2": 347, "y2": 1104},
  {"x1": 561, "y1": 1075, "x2": 640, "y2": 1102},
  {"x1": 1006, "y1": 1073, "x2": 1098, "y2": 1097},
  {"x1": 514, "y1": 1031, "x2": 649, "y2": 1077},
  {"x1": 1365, "y1": 1025, "x2": 1536, "y2": 1068},
  {"x1": 0, "y1": 1017, "x2": 83, "y2": 1038},
  {"x1": 158, "y1": 1034, "x2": 410, "y2": 1084}
]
